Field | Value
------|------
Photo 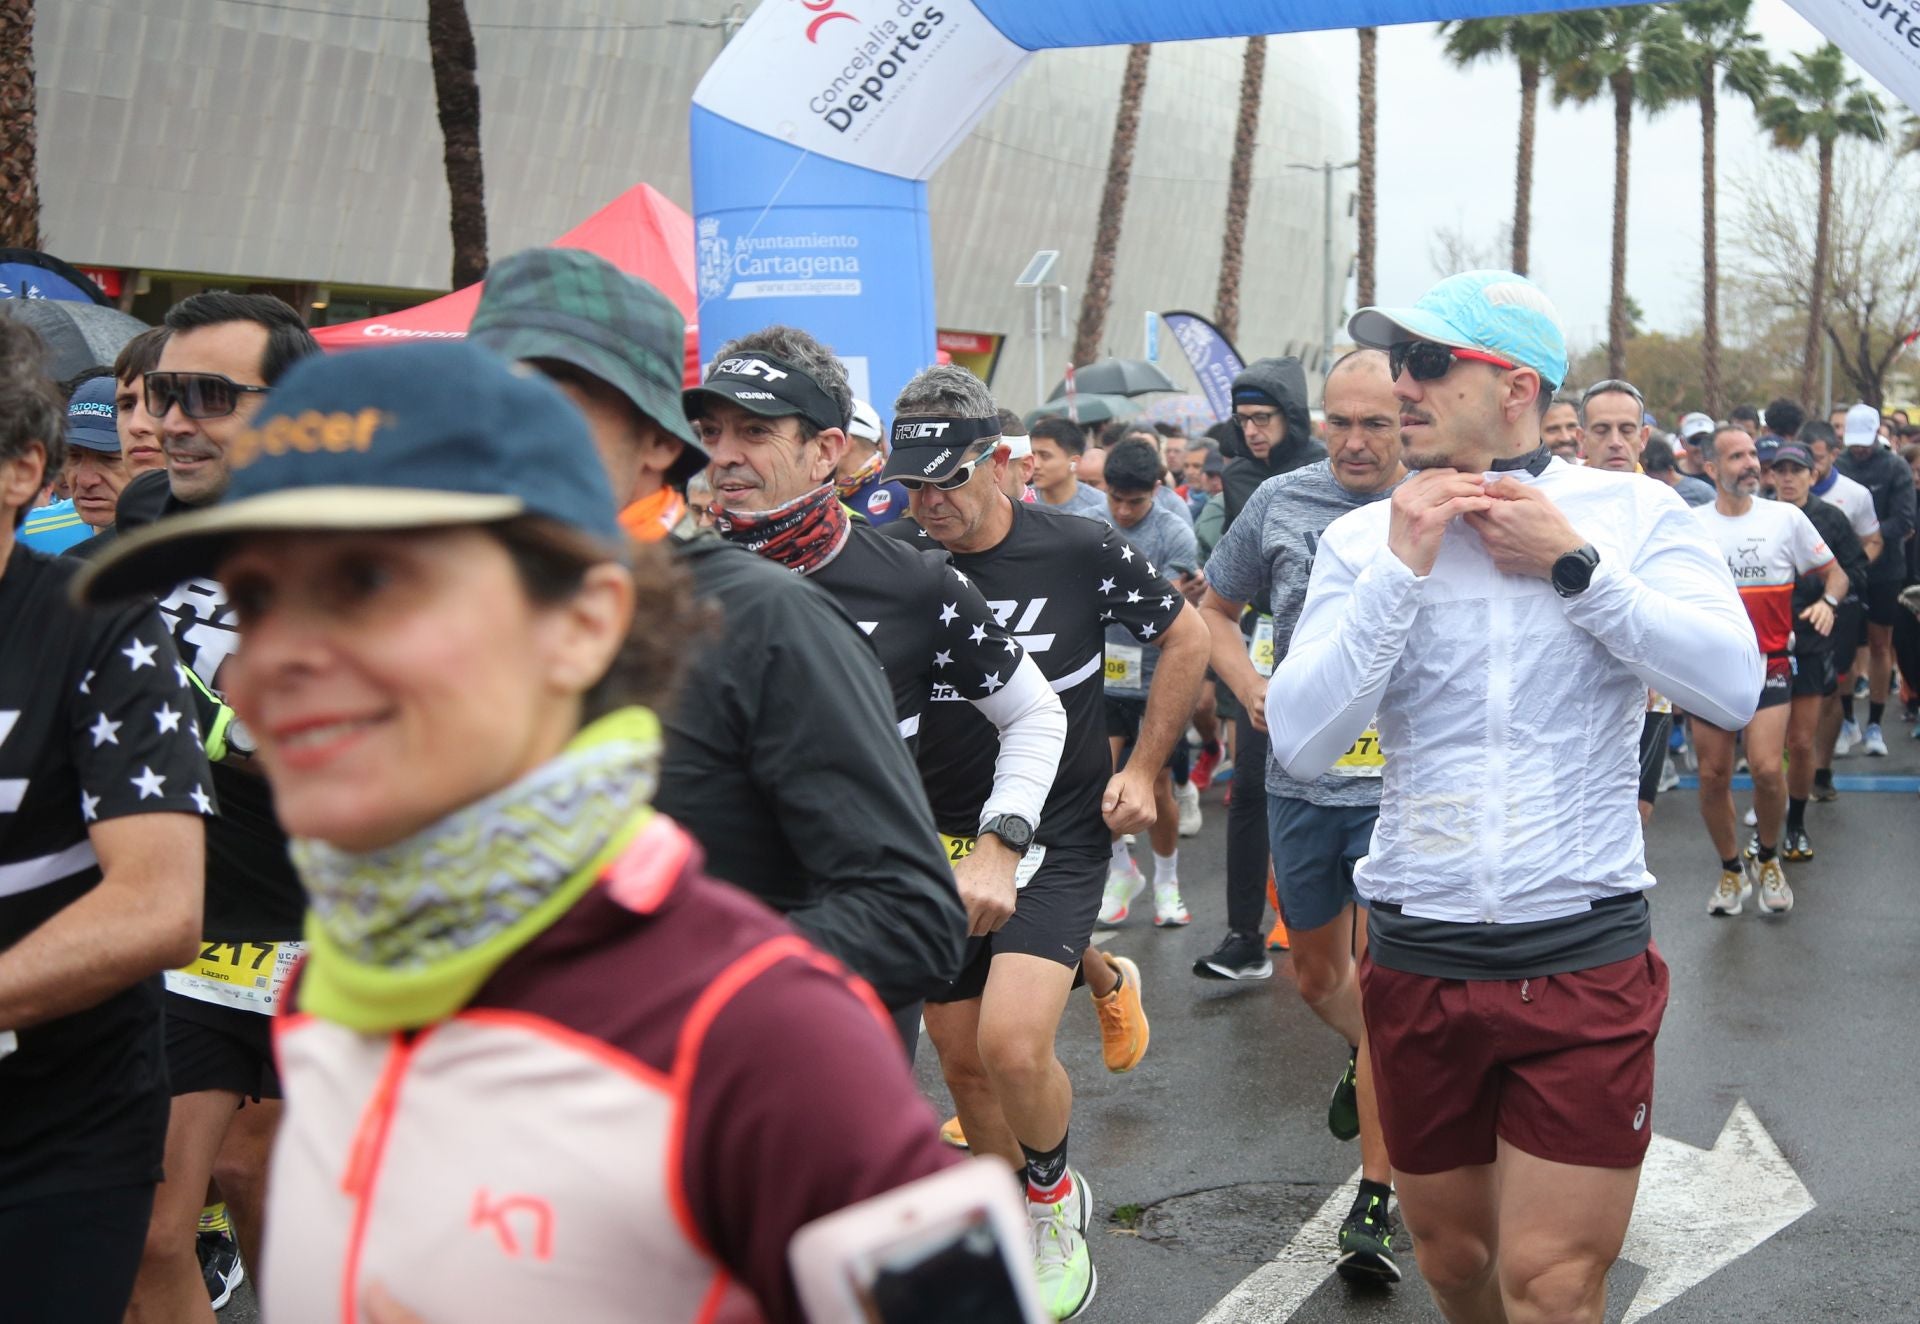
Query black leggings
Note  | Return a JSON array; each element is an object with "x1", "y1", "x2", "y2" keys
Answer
[
  {"x1": 1226, "y1": 723, "x2": 1273, "y2": 934},
  {"x1": 0, "y1": 1182, "x2": 154, "y2": 1322},
  {"x1": 1893, "y1": 606, "x2": 1920, "y2": 708}
]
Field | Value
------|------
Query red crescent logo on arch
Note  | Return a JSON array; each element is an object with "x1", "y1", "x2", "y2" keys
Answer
[
  {"x1": 867, "y1": 489, "x2": 892, "y2": 516},
  {"x1": 801, "y1": 0, "x2": 857, "y2": 43}
]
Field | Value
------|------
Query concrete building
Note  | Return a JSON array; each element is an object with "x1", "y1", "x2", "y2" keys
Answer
[{"x1": 36, "y1": 0, "x2": 1353, "y2": 411}]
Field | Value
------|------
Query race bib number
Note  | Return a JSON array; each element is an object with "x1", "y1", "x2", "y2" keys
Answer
[
  {"x1": 1649, "y1": 689, "x2": 1672, "y2": 715},
  {"x1": 939, "y1": 835, "x2": 1048, "y2": 890},
  {"x1": 164, "y1": 941, "x2": 304, "y2": 1015},
  {"x1": 1249, "y1": 614, "x2": 1276, "y2": 678},
  {"x1": 1331, "y1": 726, "x2": 1385, "y2": 778},
  {"x1": 1104, "y1": 643, "x2": 1144, "y2": 691}
]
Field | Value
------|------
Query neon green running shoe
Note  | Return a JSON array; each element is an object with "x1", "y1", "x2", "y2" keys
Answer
[{"x1": 1029, "y1": 1171, "x2": 1096, "y2": 1319}]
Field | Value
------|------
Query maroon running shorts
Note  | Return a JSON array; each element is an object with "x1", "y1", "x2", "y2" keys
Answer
[{"x1": 1358, "y1": 943, "x2": 1669, "y2": 1175}]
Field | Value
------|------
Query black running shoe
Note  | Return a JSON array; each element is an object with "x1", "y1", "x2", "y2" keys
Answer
[
  {"x1": 1811, "y1": 782, "x2": 1839, "y2": 803},
  {"x1": 1781, "y1": 828, "x2": 1813, "y2": 862},
  {"x1": 1328, "y1": 1047, "x2": 1360, "y2": 1141},
  {"x1": 1336, "y1": 1187, "x2": 1401, "y2": 1284},
  {"x1": 198, "y1": 1229, "x2": 244, "y2": 1311},
  {"x1": 1192, "y1": 930, "x2": 1273, "y2": 981}
]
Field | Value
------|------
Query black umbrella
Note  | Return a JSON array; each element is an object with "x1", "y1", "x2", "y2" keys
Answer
[
  {"x1": 0, "y1": 299, "x2": 150, "y2": 382},
  {"x1": 1047, "y1": 356, "x2": 1180, "y2": 400}
]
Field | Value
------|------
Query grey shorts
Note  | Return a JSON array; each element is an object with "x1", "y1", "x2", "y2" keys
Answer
[{"x1": 1266, "y1": 795, "x2": 1379, "y2": 933}]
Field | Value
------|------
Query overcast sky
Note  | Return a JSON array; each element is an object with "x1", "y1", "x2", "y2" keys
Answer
[{"x1": 1294, "y1": 1, "x2": 1907, "y2": 357}]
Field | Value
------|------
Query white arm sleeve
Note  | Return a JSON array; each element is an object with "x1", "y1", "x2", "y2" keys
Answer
[
  {"x1": 971, "y1": 653, "x2": 1067, "y2": 831},
  {"x1": 1559, "y1": 504, "x2": 1763, "y2": 732},
  {"x1": 1266, "y1": 540, "x2": 1424, "y2": 781}
]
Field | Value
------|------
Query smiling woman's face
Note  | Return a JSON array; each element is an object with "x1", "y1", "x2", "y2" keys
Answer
[{"x1": 217, "y1": 527, "x2": 618, "y2": 852}]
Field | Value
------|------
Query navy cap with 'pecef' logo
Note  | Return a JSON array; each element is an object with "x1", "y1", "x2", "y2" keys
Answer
[{"x1": 73, "y1": 341, "x2": 624, "y2": 604}]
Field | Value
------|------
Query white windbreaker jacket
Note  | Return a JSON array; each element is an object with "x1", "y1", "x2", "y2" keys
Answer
[{"x1": 1268, "y1": 459, "x2": 1760, "y2": 924}]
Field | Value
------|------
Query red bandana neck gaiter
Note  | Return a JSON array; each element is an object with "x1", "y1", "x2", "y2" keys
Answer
[{"x1": 712, "y1": 482, "x2": 851, "y2": 575}]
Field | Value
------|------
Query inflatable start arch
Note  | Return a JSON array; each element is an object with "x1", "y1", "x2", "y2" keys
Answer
[{"x1": 690, "y1": 0, "x2": 1920, "y2": 416}]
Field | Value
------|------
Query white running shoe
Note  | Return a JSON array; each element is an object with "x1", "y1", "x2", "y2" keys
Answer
[
  {"x1": 1862, "y1": 724, "x2": 1889, "y2": 757},
  {"x1": 1835, "y1": 720, "x2": 1860, "y2": 756},
  {"x1": 1708, "y1": 865, "x2": 1751, "y2": 916},
  {"x1": 1657, "y1": 756, "x2": 1679, "y2": 792},
  {"x1": 1175, "y1": 780, "x2": 1202, "y2": 837},
  {"x1": 1152, "y1": 878, "x2": 1191, "y2": 927},
  {"x1": 1755, "y1": 858, "x2": 1794, "y2": 914},
  {"x1": 1099, "y1": 865, "x2": 1144, "y2": 925},
  {"x1": 1743, "y1": 805, "x2": 1758, "y2": 827},
  {"x1": 1029, "y1": 1170, "x2": 1096, "y2": 1320}
]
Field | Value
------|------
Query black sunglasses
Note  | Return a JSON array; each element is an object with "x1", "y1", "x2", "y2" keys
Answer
[
  {"x1": 145, "y1": 371, "x2": 271, "y2": 420},
  {"x1": 1388, "y1": 341, "x2": 1517, "y2": 383}
]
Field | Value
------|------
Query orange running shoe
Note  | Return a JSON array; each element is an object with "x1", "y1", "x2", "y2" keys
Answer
[
  {"x1": 1266, "y1": 872, "x2": 1290, "y2": 951},
  {"x1": 939, "y1": 1115, "x2": 968, "y2": 1149},
  {"x1": 1092, "y1": 951, "x2": 1149, "y2": 1072}
]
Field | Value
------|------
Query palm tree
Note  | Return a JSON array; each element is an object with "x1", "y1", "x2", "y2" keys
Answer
[
  {"x1": 1075, "y1": 43, "x2": 1151, "y2": 367},
  {"x1": 1759, "y1": 43, "x2": 1885, "y2": 407},
  {"x1": 1552, "y1": 8, "x2": 1692, "y2": 378},
  {"x1": 0, "y1": 0, "x2": 38, "y2": 249},
  {"x1": 1439, "y1": 14, "x2": 1596, "y2": 276},
  {"x1": 1355, "y1": 28, "x2": 1377, "y2": 307},
  {"x1": 427, "y1": 0, "x2": 488, "y2": 288},
  {"x1": 1215, "y1": 37, "x2": 1265, "y2": 343},
  {"x1": 1668, "y1": 0, "x2": 1771, "y2": 417}
]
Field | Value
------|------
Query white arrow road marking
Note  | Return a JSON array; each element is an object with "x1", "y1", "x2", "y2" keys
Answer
[
  {"x1": 1618, "y1": 1099, "x2": 1814, "y2": 1322},
  {"x1": 1198, "y1": 1101, "x2": 1811, "y2": 1323},
  {"x1": 1195, "y1": 1167, "x2": 1361, "y2": 1324}
]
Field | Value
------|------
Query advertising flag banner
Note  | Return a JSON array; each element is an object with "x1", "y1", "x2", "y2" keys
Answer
[
  {"x1": 1159, "y1": 311, "x2": 1247, "y2": 424},
  {"x1": 1787, "y1": 0, "x2": 1920, "y2": 115}
]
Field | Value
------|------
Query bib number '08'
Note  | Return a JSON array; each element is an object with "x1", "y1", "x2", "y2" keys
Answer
[
  {"x1": 165, "y1": 940, "x2": 304, "y2": 1015},
  {"x1": 939, "y1": 835, "x2": 1047, "y2": 890}
]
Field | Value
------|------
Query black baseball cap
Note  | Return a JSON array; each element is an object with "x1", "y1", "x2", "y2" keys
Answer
[
  {"x1": 1769, "y1": 440, "x2": 1814, "y2": 471},
  {"x1": 683, "y1": 352, "x2": 845, "y2": 434},
  {"x1": 879, "y1": 414, "x2": 1004, "y2": 484}
]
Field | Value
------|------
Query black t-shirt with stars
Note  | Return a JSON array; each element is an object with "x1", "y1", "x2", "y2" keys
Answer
[
  {"x1": 811, "y1": 523, "x2": 1026, "y2": 748},
  {"x1": 0, "y1": 544, "x2": 215, "y2": 1204},
  {"x1": 898, "y1": 502, "x2": 1186, "y2": 849}
]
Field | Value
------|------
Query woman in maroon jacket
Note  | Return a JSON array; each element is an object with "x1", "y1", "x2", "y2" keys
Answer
[{"x1": 79, "y1": 342, "x2": 957, "y2": 1324}]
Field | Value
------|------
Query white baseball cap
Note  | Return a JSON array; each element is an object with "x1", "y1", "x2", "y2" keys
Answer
[
  {"x1": 849, "y1": 398, "x2": 884, "y2": 447},
  {"x1": 1843, "y1": 402, "x2": 1882, "y2": 449},
  {"x1": 1678, "y1": 411, "x2": 1715, "y2": 445}
]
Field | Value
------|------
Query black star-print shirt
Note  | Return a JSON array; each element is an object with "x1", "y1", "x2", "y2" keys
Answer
[
  {"x1": 891, "y1": 502, "x2": 1186, "y2": 848},
  {"x1": 810, "y1": 523, "x2": 1025, "y2": 748},
  {"x1": 0, "y1": 543, "x2": 214, "y2": 1204}
]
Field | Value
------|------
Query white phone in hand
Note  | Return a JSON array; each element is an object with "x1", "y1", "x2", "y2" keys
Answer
[{"x1": 789, "y1": 1158, "x2": 1047, "y2": 1324}]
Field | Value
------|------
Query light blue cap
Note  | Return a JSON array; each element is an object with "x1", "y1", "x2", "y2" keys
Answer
[{"x1": 1348, "y1": 270, "x2": 1568, "y2": 391}]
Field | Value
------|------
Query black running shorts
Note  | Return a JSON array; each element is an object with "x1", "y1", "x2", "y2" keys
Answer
[
  {"x1": 1638, "y1": 712, "x2": 1673, "y2": 805},
  {"x1": 1791, "y1": 650, "x2": 1836, "y2": 700},
  {"x1": 926, "y1": 841, "x2": 1106, "y2": 1004},
  {"x1": 163, "y1": 996, "x2": 281, "y2": 1101}
]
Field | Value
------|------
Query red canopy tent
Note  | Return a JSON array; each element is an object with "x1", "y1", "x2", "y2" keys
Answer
[{"x1": 312, "y1": 183, "x2": 701, "y2": 385}]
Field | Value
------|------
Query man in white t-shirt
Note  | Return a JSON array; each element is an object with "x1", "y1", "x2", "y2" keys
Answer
[{"x1": 1691, "y1": 425, "x2": 1849, "y2": 918}]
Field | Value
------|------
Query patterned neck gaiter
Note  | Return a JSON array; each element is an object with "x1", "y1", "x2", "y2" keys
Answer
[
  {"x1": 833, "y1": 451, "x2": 885, "y2": 505},
  {"x1": 293, "y1": 709, "x2": 660, "y2": 972},
  {"x1": 712, "y1": 481, "x2": 850, "y2": 576}
]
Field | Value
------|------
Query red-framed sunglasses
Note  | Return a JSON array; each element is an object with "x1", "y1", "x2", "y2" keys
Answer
[{"x1": 1388, "y1": 341, "x2": 1517, "y2": 383}]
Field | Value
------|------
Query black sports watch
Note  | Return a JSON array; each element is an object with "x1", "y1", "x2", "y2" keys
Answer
[
  {"x1": 978, "y1": 814, "x2": 1035, "y2": 853},
  {"x1": 1551, "y1": 544, "x2": 1600, "y2": 598}
]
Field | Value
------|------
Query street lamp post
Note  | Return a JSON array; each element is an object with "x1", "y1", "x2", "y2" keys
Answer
[
  {"x1": 1286, "y1": 159, "x2": 1358, "y2": 371},
  {"x1": 1015, "y1": 250, "x2": 1061, "y2": 409}
]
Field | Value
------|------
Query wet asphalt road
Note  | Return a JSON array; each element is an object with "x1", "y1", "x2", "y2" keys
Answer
[
  {"x1": 217, "y1": 730, "x2": 1918, "y2": 1324},
  {"x1": 907, "y1": 734, "x2": 1920, "y2": 1324}
]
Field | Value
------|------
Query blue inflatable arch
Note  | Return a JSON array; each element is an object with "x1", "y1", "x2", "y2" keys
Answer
[{"x1": 690, "y1": 0, "x2": 1913, "y2": 416}]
